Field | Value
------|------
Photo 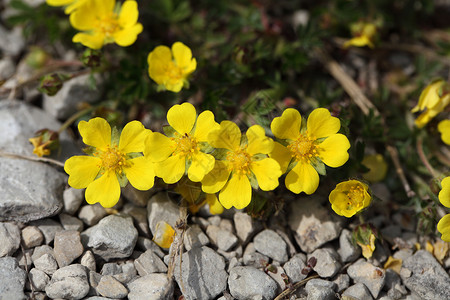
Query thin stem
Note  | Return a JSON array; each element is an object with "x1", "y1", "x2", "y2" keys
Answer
[
  {"x1": 58, "y1": 106, "x2": 95, "y2": 134},
  {"x1": 0, "y1": 150, "x2": 65, "y2": 167},
  {"x1": 416, "y1": 136, "x2": 438, "y2": 178}
]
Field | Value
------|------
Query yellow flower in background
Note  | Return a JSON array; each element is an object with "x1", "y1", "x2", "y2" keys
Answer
[
  {"x1": 147, "y1": 42, "x2": 197, "y2": 92},
  {"x1": 145, "y1": 102, "x2": 219, "y2": 184},
  {"x1": 412, "y1": 79, "x2": 450, "y2": 128},
  {"x1": 361, "y1": 154, "x2": 388, "y2": 183},
  {"x1": 438, "y1": 176, "x2": 450, "y2": 242},
  {"x1": 201, "y1": 121, "x2": 282, "y2": 209},
  {"x1": 438, "y1": 120, "x2": 450, "y2": 145},
  {"x1": 344, "y1": 21, "x2": 377, "y2": 48},
  {"x1": 70, "y1": 0, "x2": 143, "y2": 49},
  {"x1": 64, "y1": 118, "x2": 155, "y2": 208},
  {"x1": 153, "y1": 221, "x2": 175, "y2": 249},
  {"x1": 46, "y1": 0, "x2": 87, "y2": 14},
  {"x1": 270, "y1": 108, "x2": 350, "y2": 194},
  {"x1": 329, "y1": 180, "x2": 371, "y2": 217},
  {"x1": 29, "y1": 129, "x2": 60, "y2": 157}
]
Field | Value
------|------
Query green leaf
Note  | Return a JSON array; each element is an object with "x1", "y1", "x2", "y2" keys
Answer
[{"x1": 163, "y1": 125, "x2": 177, "y2": 137}]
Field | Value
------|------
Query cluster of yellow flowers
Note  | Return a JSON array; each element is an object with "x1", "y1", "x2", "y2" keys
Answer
[{"x1": 63, "y1": 102, "x2": 374, "y2": 220}]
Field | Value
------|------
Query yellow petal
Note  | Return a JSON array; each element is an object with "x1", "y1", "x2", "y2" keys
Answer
[
  {"x1": 439, "y1": 176, "x2": 450, "y2": 208},
  {"x1": 270, "y1": 108, "x2": 301, "y2": 140},
  {"x1": 69, "y1": 1, "x2": 97, "y2": 30},
  {"x1": 307, "y1": 108, "x2": 340, "y2": 139},
  {"x1": 124, "y1": 156, "x2": 155, "y2": 190},
  {"x1": 437, "y1": 214, "x2": 450, "y2": 242},
  {"x1": 413, "y1": 80, "x2": 443, "y2": 112},
  {"x1": 269, "y1": 142, "x2": 292, "y2": 174},
  {"x1": 85, "y1": 170, "x2": 121, "y2": 208},
  {"x1": 187, "y1": 152, "x2": 215, "y2": 182},
  {"x1": 144, "y1": 132, "x2": 175, "y2": 162},
  {"x1": 285, "y1": 162, "x2": 319, "y2": 194},
  {"x1": 65, "y1": 156, "x2": 101, "y2": 189},
  {"x1": 172, "y1": 42, "x2": 193, "y2": 70},
  {"x1": 156, "y1": 154, "x2": 185, "y2": 184},
  {"x1": 194, "y1": 110, "x2": 219, "y2": 142},
  {"x1": 114, "y1": 24, "x2": 143, "y2": 47},
  {"x1": 164, "y1": 81, "x2": 184, "y2": 93},
  {"x1": 206, "y1": 193, "x2": 224, "y2": 215},
  {"x1": 46, "y1": 0, "x2": 74, "y2": 6},
  {"x1": 119, "y1": 121, "x2": 148, "y2": 153},
  {"x1": 94, "y1": 0, "x2": 114, "y2": 17},
  {"x1": 219, "y1": 174, "x2": 252, "y2": 209},
  {"x1": 250, "y1": 158, "x2": 281, "y2": 191},
  {"x1": 438, "y1": 120, "x2": 450, "y2": 145},
  {"x1": 78, "y1": 118, "x2": 111, "y2": 150},
  {"x1": 318, "y1": 133, "x2": 350, "y2": 168},
  {"x1": 343, "y1": 36, "x2": 373, "y2": 48},
  {"x1": 153, "y1": 221, "x2": 175, "y2": 249},
  {"x1": 246, "y1": 125, "x2": 274, "y2": 155},
  {"x1": 72, "y1": 32, "x2": 105, "y2": 50},
  {"x1": 201, "y1": 160, "x2": 230, "y2": 193},
  {"x1": 208, "y1": 121, "x2": 241, "y2": 151},
  {"x1": 384, "y1": 256, "x2": 402, "y2": 274},
  {"x1": 118, "y1": 0, "x2": 139, "y2": 28},
  {"x1": 167, "y1": 102, "x2": 196, "y2": 135},
  {"x1": 147, "y1": 46, "x2": 172, "y2": 84}
]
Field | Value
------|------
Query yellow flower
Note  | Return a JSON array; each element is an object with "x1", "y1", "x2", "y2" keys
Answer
[
  {"x1": 46, "y1": 0, "x2": 87, "y2": 14},
  {"x1": 329, "y1": 180, "x2": 371, "y2": 218},
  {"x1": 344, "y1": 21, "x2": 377, "y2": 48},
  {"x1": 270, "y1": 108, "x2": 350, "y2": 194},
  {"x1": 29, "y1": 129, "x2": 60, "y2": 157},
  {"x1": 147, "y1": 42, "x2": 197, "y2": 92},
  {"x1": 145, "y1": 102, "x2": 219, "y2": 184},
  {"x1": 153, "y1": 221, "x2": 175, "y2": 249},
  {"x1": 361, "y1": 154, "x2": 388, "y2": 183},
  {"x1": 412, "y1": 79, "x2": 450, "y2": 128},
  {"x1": 69, "y1": 0, "x2": 143, "y2": 49},
  {"x1": 358, "y1": 233, "x2": 376, "y2": 259},
  {"x1": 201, "y1": 121, "x2": 282, "y2": 209},
  {"x1": 438, "y1": 176, "x2": 450, "y2": 242},
  {"x1": 438, "y1": 120, "x2": 450, "y2": 145},
  {"x1": 64, "y1": 118, "x2": 155, "y2": 208}
]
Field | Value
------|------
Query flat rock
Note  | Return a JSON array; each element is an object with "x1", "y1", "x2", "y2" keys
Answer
[
  {"x1": 342, "y1": 283, "x2": 374, "y2": 300},
  {"x1": 0, "y1": 222, "x2": 20, "y2": 257},
  {"x1": 174, "y1": 246, "x2": 228, "y2": 300},
  {"x1": 347, "y1": 258, "x2": 386, "y2": 298},
  {"x1": 96, "y1": 275, "x2": 128, "y2": 299},
  {"x1": 228, "y1": 266, "x2": 278, "y2": 300},
  {"x1": 134, "y1": 249, "x2": 167, "y2": 275},
  {"x1": 54, "y1": 230, "x2": 84, "y2": 267},
  {"x1": 127, "y1": 273, "x2": 174, "y2": 300},
  {"x1": 288, "y1": 196, "x2": 343, "y2": 253},
  {"x1": 45, "y1": 264, "x2": 90, "y2": 300},
  {"x1": 309, "y1": 248, "x2": 342, "y2": 278},
  {"x1": 28, "y1": 218, "x2": 63, "y2": 244},
  {"x1": 400, "y1": 250, "x2": 450, "y2": 300},
  {"x1": 0, "y1": 257, "x2": 26, "y2": 300},
  {"x1": 283, "y1": 253, "x2": 307, "y2": 283},
  {"x1": 83, "y1": 214, "x2": 138, "y2": 261},
  {"x1": 254, "y1": 229, "x2": 289, "y2": 263}
]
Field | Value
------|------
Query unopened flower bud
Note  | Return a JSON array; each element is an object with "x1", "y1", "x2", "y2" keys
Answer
[
  {"x1": 38, "y1": 73, "x2": 68, "y2": 96},
  {"x1": 25, "y1": 46, "x2": 49, "y2": 69},
  {"x1": 29, "y1": 128, "x2": 60, "y2": 157},
  {"x1": 81, "y1": 48, "x2": 102, "y2": 68}
]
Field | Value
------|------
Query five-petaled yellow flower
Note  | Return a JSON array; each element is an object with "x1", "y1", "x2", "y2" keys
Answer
[
  {"x1": 344, "y1": 21, "x2": 377, "y2": 49},
  {"x1": 64, "y1": 118, "x2": 155, "y2": 208},
  {"x1": 201, "y1": 121, "x2": 282, "y2": 209},
  {"x1": 147, "y1": 42, "x2": 197, "y2": 92},
  {"x1": 437, "y1": 176, "x2": 450, "y2": 242},
  {"x1": 270, "y1": 108, "x2": 350, "y2": 194},
  {"x1": 329, "y1": 180, "x2": 371, "y2": 218},
  {"x1": 70, "y1": 0, "x2": 143, "y2": 49},
  {"x1": 438, "y1": 120, "x2": 450, "y2": 145},
  {"x1": 46, "y1": 0, "x2": 87, "y2": 14},
  {"x1": 412, "y1": 79, "x2": 450, "y2": 128},
  {"x1": 145, "y1": 102, "x2": 219, "y2": 184}
]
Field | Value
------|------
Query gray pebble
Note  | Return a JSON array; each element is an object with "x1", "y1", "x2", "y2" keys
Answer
[
  {"x1": 101, "y1": 262, "x2": 122, "y2": 275},
  {"x1": 31, "y1": 245, "x2": 54, "y2": 262},
  {"x1": 309, "y1": 248, "x2": 342, "y2": 278},
  {"x1": 184, "y1": 224, "x2": 210, "y2": 251},
  {"x1": 54, "y1": 230, "x2": 84, "y2": 267},
  {"x1": 21, "y1": 225, "x2": 44, "y2": 249},
  {"x1": 0, "y1": 222, "x2": 20, "y2": 257},
  {"x1": 45, "y1": 264, "x2": 90, "y2": 300},
  {"x1": 96, "y1": 275, "x2": 129, "y2": 299},
  {"x1": 136, "y1": 237, "x2": 165, "y2": 258},
  {"x1": 147, "y1": 193, "x2": 180, "y2": 235},
  {"x1": 113, "y1": 261, "x2": 137, "y2": 284},
  {"x1": 305, "y1": 279, "x2": 337, "y2": 300},
  {"x1": 234, "y1": 211, "x2": 262, "y2": 244},
  {"x1": 228, "y1": 266, "x2": 278, "y2": 300},
  {"x1": 28, "y1": 268, "x2": 50, "y2": 292},
  {"x1": 332, "y1": 274, "x2": 350, "y2": 292},
  {"x1": 283, "y1": 253, "x2": 307, "y2": 283},
  {"x1": 80, "y1": 250, "x2": 96, "y2": 272},
  {"x1": 243, "y1": 242, "x2": 270, "y2": 268},
  {"x1": 34, "y1": 253, "x2": 58, "y2": 276},
  {"x1": 338, "y1": 229, "x2": 361, "y2": 263},
  {"x1": 59, "y1": 213, "x2": 84, "y2": 232},
  {"x1": 347, "y1": 258, "x2": 386, "y2": 298},
  {"x1": 254, "y1": 229, "x2": 288, "y2": 263},
  {"x1": 127, "y1": 273, "x2": 174, "y2": 300},
  {"x1": 342, "y1": 283, "x2": 374, "y2": 300},
  {"x1": 122, "y1": 204, "x2": 150, "y2": 236},
  {"x1": 217, "y1": 228, "x2": 239, "y2": 252},
  {"x1": 28, "y1": 218, "x2": 63, "y2": 245},
  {"x1": 134, "y1": 249, "x2": 168, "y2": 275},
  {"x1": 63, "y1": 187, "x2": 84, "y2": 215},
  {"x1": 0, "y1": 256, "x2": 26, "y2": 300},
  {"x1": 78, "y1": 204, "x2": 107, "y2": 226}
]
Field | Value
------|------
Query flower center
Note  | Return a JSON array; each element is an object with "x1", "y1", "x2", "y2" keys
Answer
[
  {"x1": 288, "y1": 132, "x2": 318, "y2": 163},
  {"x1": 346, "y1": 185, "x2": 365, "y2": 211},
  {"x1": 226, "y1": 148, "x2": 251, "y2": 175},
  {"x1": 172, "y1": 133, "x2": 199, "y2": 158},
  {"x1": 166, "y1": 63, "x2": 183, "y2": 82},
  {"x1": 96, "y1": 13, "x2": 120, "y2": 38},
  {"x1": 95, "y1": 146, "x2": 127, "y2": 174}
]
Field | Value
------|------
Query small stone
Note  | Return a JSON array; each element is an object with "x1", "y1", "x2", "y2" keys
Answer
[
  {"x1": 28, "y1": 268, "x2": 50, "y2": 292},
  {"x1": 267, "y1": 265, "x2": 286, "y2": 293},
  {"x1": 347, "y1": 259, "x2": 386, "y2": 298},
  {"x1": 59, "y1": 213, "x2": 84, "y2": 232},
  {"x1": 234, "y1": 212, "x2": 263, "y2": 244},
  {"x1": 243, "y1": 243, "x2": 270, "y2": 268},
  {"x1": 28, "y1": 218, "x2": 63, "y2": 245},
  {"x1": 0, "y1": 257, "x2": 26, "y2": 300},
  {"x1": 96, "y1": 275, "x2": 129, "y2": 299},
  {"x1": 122, "y1": 204, "x2": 150, "y2": 236},
  {"x1": 136, "y1": 237, "x2": 165, "y2": 258},
  {"x1": 83, "y1": 214, "x2": 138, "y2": 261},
  {"x1": 45, "y1": 264, "x2": 90, "y2": 300},
  {"x1": 208, "y1": 215, "x2": 221, "y2": 226},
  {"x1": 54, "y1": 230, "x2": 84, "y2": 267},
  {"x1": 283, "y1": 253, "x2": 307, "y2": 283},
  {"x1": 0, "y1": 222, "x2": 21, "y2": 257},
  {"x1": 217, "y1": 229, "x2": 239, "y2": 252},
  {"x1": 309, "y1": 248, "x2": 342, "y2": 278},
  {"x1": 15, "y1": 248, "x2": 33, "y2": 269},
  {"x1": 400, "y1": 250, "x2": 450, "y2": 300},
  {"x1": 78, "y1": 204, "x2": 107, "y2": 226},
  {"x1": 127, "y1": 273, "x2": 174, "y2": 300},
  {"x1": 34, "y1": 253, "x2": 58, "y2": 276},
  {"x1": 342, "y1": 283, "x2": 374, "y2": 300},
  {"x1": 134, "y1": 249, "x2": 168, "y2": 276},
  {"x1": 305, "y1": 279, "x2": 337, "y2": 300},
  {"x1": 113, "y1": 261, "x2": 137, "y2": 284},
  {"x1": 174, "y1": 246, "x2": 228, "y2": 300},
  {"x1": 338, "y1": 229, "x2": 361, "y2": 263},
  {"x1": 80, "y1": 250, "x2": 96, "y2": 272},
  {"x1": 384, "y1": 268, "x2": 407, "y2": 298},
  {"x1": 254, "y1": 229, "x2": 288, "y2": 263},
  {"x1": 63, "y1": 187, "x2": 84, "y2": 215},
  {"x1": 228, "y1": 266, "x2": 278, "y2": 300},
  {"x1": 31, "y1": 245, "x2": 54, "y2": 262},
  {"x1": 21, "y1": 225, "x2": 44, "y2": 249},
  {"x1": 89, "y1": 271, "x2": 102, "y2": 288},
  {"x1": 101, "y1": 262, "x2": 122, "y2": 275},
  {"x1": 184, "y1": 224, "x2": 210, "y2": 251},
  {"x1": 147, "y1": 193, "x2": 180, "y2": 236},
  {"x1": 333, "y1": 274, "x2": 350, "y2": 292},
  {"x1": 0, "y1": 25, "x2": 25, "y2": 56}
]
